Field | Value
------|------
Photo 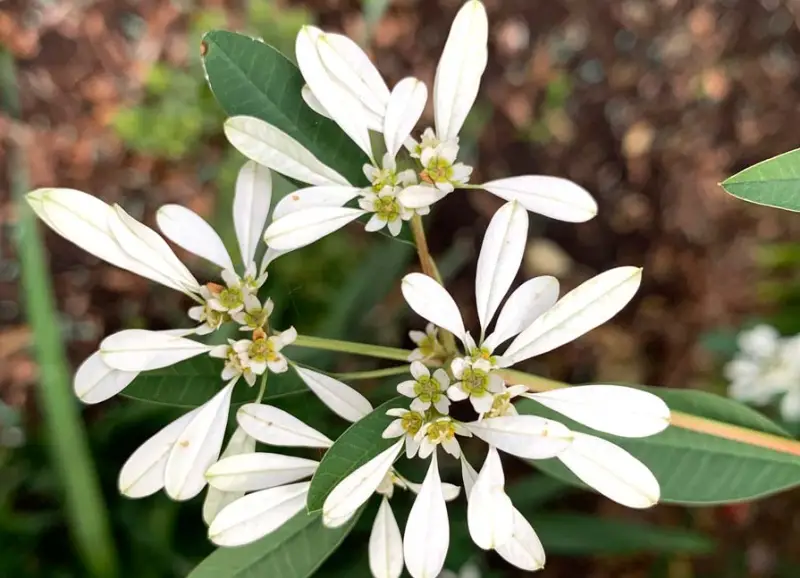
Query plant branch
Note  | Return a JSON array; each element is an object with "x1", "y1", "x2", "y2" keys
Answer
[
  {"x1": 292, "y1": 334, "x2": 411, "y2": 362},
  {"x1": 410, "y1": 214, "x2": 443, "y2": 284},
  {"x1": 330, "y1": 365, "x2": 411, "y2": 380}
]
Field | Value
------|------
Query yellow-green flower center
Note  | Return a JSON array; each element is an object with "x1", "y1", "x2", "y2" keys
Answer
[
  {"x1": 248, "y1": 338, "x2": 277, "y2": 362},
  {"x1": 461, "y1": 367, "x2": 490, "y2": 396},
  {"x1": 375, "y1": 195, "x2": 401, "y2": 221},
  {"x1": 243, "y1": 308, "x2": 268, "y2": 329},
  {"x1": 425, "y1": 420, "x2": 457, "y2": 444},
  {"x1": 469, "y1": 346, "x2": 496, "y2": 365},
  {"x1": 413, "y1": 376, "x2": 442, "y2": 403},
  {"x1": 424, "y1": 156, "x2": 454, "y2": 183},
  {"x1": 371, "y1": 169, "x2": 398, "y2": 192},
  {"x1": 487, "y1": 392, "x2": 511, "y2": 418},
  {"x1": 219, "y1": 286, "x2": 244, "y2": 310},
  {"x1": 401, "y1": 411, "x2": 424, "y2": 436}
]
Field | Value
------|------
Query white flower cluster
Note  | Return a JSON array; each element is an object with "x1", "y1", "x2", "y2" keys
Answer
[
  {"x1": 225, "y1": 0, "x2": 598, "y2": 253},
  {"x1": 725, "y1": 324, "x2": 800, "y2": 422},
  {"x1": 26, "y1": 160, "x2": 372, "y2": 512}
]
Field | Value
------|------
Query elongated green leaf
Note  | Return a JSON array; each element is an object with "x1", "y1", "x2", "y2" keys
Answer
[
  {"x1": 188, "y1": 509, "x2": 360, "y2": 578},
  {"x1": 122, "y1": 356, "x2": 307, "y2": 407},
  {"x1": 534, "y1": 514, "x2": 714, "y2": 555},
  {"x1": 202, "y1": 30, "x2": 368, "y2": 186},
  {"x1": 721, "y1": 149, "x2": 800, "y2": 212},
  {"x1": 522, "y1": 387, "x2": 800, "y2": 504},
  {"x1": 307, "y1": 397, "x2": 407, "y2": 512}
]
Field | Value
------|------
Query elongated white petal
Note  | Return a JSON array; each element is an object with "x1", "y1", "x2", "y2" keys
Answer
[
  {"x1": 369, "y1": 497, "x2": 404, "y2": 578},
  {"x1": 504, "y1": 267, "x2": 642, "y2": 363},
  {"x1": 264, "y1": 206, "x2": 366, "y2": 251},
  {"x1": 209, "y1": 482, "x2": 309, "y2": 547},
  {"x1": 165, "y1": 381, "x2": 235, "y2": 500},
  {"x1": 206, "y1": 453, "x2": 318, "y2": 491},
  {"x1": 558, "y1": 433, "x2": 660, "y2": 508},
  {"x1": 475, "y1": 201, "x2": 528, "y2": 332},
  {"x1": 118, "y1": 407, "x2": 200, "y2": 498},
  {"x1": 384, "y1": 78, "x2": 427, "y2": 159},
  {"x1": 108, "y1": 204, "x2": 199, "y2": 291},
  {"x1": 317, "y1": 32, "x2": 389, "y2": 117},
  {"x1": 271, "y1": 186, "x2": 362, "y2": 220},
  {"x1": 156, "y1": 204, "x2": 234, "y2": 270},
  {"x1": 483, "y1": 276, "x2": 559, "y2": 351},
  {"x1": 402, "y1": 480, "x2": 461, "y2": 503},
  {"x1": 323, "y1": 440, "x2": 404, "y2": 527},
  {"x1": 294, "y1": 366, "x2": 372, "y2": 423},
  {"x1": 461, "y1": 455, "x2": 479, "y2": 498},
  {"x1": 28, "y1": 189, "x2": 192, "y2": 293},
  {"x1": 397, "y1": 185, "x2": 448, "y2": 209},
  {"x1": 401, "y1": 273, "x2": 466, "y2": 343},
  {"x1": 233, "y1": 160, "x2": 273, "y2": 267},
  {"x1": 74, "y1": 350, "x2": 138, "y2": 404},
  {"x1": 468, "y1": 446, "x2": 514, "y2": 550},
  {"x1": 100, "y1": 329, "x2": 211, "y2": 372},
  {"x1": 434, "y1": 0, "x2": 488, "y2": 141},
  {"x1": 203, "y1": 427, "x2": 257, "y2": 525},
  {"x1": 496, "y1": 508, "x2": 546, "y2": 571},
  {"x1": 224, "y1": 116, "x2": 349, "y2": 186},
  {"x1": 524, "y1": 385, "x2": 670, "y2": 438},
  {"x1": 237, "y1": 403, "x2": 333, "y2": 448},
  {"x1": 302, "y1": 84, "x2": 331, "y2": 118},
  {"x1": 482, "y1": 176, "x2": 598, "y2": 223},
  {"x1": 465, "y1": 415, "x2": 573, "y2": 459},
  {"x1": 403, "y1": 453, "x2": 449, "y2": 578},
  {"x1": 296, "y1": 26, "x2": 373, "y2": 158}
]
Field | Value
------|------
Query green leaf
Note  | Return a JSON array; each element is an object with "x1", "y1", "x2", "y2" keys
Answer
[
  {"x1": 202, "y1": 30, "x2": 368, "y2": 186},
  {"x1": 122, "y1": 356, "x2": 307, "y2": 408},
  {"x1": 307, "y1": 397, "x2": 407, "y2": 512},
  {"x1": 188, "y1": 509, "x2": 360, "y2": 578},
  {"x1": 534, "y1": 514, "x2": 714, "y2": 555},
  {"x1": 721, "y1": 148, "x2": 800, "y2": 212},
  {"x1": 523, "y1": 387, "x2": 800, "y2": 504}
]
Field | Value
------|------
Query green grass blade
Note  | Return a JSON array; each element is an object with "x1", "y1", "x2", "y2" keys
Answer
[{"x1": 2, "y1": 50, "x2": 119, "y2": 578}]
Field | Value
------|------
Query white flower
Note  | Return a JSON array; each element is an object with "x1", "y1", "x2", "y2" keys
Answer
[
  {"x1": 359, "y1": 186, "x2": 415, "y2": 237},
  {"x1": 408, "y1": 323, "x2": 445, "y2": 361},
  {"x1": 725, "y1": 325, "x2": 800, "y2": 421},
  {"x1": 230, "y1": 294, "x2": 274, "y2": 331},
  {"x1": 382, "y1": 408, "x2": 425, "y2": 459},
  {"x1": 396, "y1": 362, "x2": 451, "y2": 414},
  {"x1": 416, "y1": 417, "x2": 471, "y2": 460},
  {"x1": 400, "y1": 199, "x2": 670, "y2": 509}
]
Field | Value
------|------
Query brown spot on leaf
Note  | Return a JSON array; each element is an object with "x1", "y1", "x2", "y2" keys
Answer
[{"x1": 200, "y1": 40, "x2": 208, "y2": 57}]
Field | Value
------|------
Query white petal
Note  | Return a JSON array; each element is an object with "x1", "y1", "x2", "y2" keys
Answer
[
  {"x1": 401, "y1": 273, "x2": 466, "y2": 343},
  {"x1": 384, "y1": 77, "x2": 427, "y2": 159},
  {"x1": 237, "y1": 403, "x2": 333, "y2": 448},
  {"x1": 118, "y1": 408, "x2": 200, "y2": 498},
  {"x1": 264, "y1": 206, "x2": 366, "y2": 251},
  {"x1": 468, "y1": 446, "x2": 514, "y2": 550},
  {"x1": 260, "y1": 246, "x2": 289, "y2": 272},
  {"x1": 401, "y1": 479, "x2": 461, "y2": 503},
  {"x1": 271, "y1": 185, "x2": 362, "y2": 220},
  {"x1": 482, "y1": 176, "x2": 598, "y2": 223},
  {"x1": 433, "y1": 0, "x2": 488, "y2": 141},
  {"x1": 403, "y1": 454, "x2": 449, "y2": 578},
  {"x1": 397, "y1": 185, "x2": 448, "y2": 209},
  {"x1": 558, "y1": 433, "x2": 660, "y2": 509},
  {"x1": 495, "y1": 508, "x2": 546, "y2": 571},
  {"x1": 294, "y1": 366, "x2": 373, "y2": 423},
  {"x1": 483, "y1": 276, "x2": 559, "y2": 351},
  {"x1": 296, "y1": 27, "x2": 373, "y2": 158},
  {"x1": 369, "y1": 497, "x2": 404, "y2": 578},
  {"x1": 156, "y1": 204, "x2": 234, "y2": 270},
  {"x1": 108, "y1": 204, "x2": 199, "y2": 292},
  {"x1": 475, "y1": 201, "x2": 528, "y2": 332},
  {"x1": 164, "y1": 381, "x2": 235, "y2": 500},
  {"x1": 206, "y1": 453, "x2": 318, "y2": 491},
  {"x1": 302, "y1": 84, "x2": 331, "y2": 118},
  {"x1": 208, "y1": 482, "x2": 309, "y2": 547},
  {"x1": 74, "y1": 350, "x2": 138, "y2": 404},
  {"x1": 524, "y1": 385, "x2": 670, "y2": 438},
  {"x1": 224, "y1": 116, "x2": 349, "y2": 186},
  {"x1": 317, "y1": 32, "x2": 389, "y2": 117},
  {"x1": 504, "y1": 267, "x2": 642, "y2": 363},
  {"x1": 203, "y1": 427, "x2": 257, "y2": 525},
  {"x1": 99, "y1": 329, "x2": 211, "y2": 372},
  {"x1": 465, "y1": 415, "x2": 573, "y2": 459},
  {"x1": 26, "y1": 189, "x2": 174, "y2": 288},
  {"x1": 323, "y1": 440, "x2": 404, "y2": 527},
  {"x1": 460, "y1": 455, "x2": 479, "y2": 498},
  {"x1": 233, "y1": 160, "x2": 273, "y2": 267}
]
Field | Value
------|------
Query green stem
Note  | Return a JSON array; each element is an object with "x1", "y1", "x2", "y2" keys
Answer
[
  {"x1": 293, "y1": 334, "x2": 411, "y2": 362},
  {"x1": 3, "y1": 50, "x2": 119, "y2": 578},
  {"x1": 330, "y1": 365, "x2": 411, "y2": 380},
  {"x1": 255, "y1": 371, "x2": 268, "y2": 403}
]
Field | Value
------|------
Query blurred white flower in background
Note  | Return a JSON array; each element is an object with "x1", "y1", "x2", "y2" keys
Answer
[{"x1": 725, "y1": 324, "x2": 800, "y2": 422}]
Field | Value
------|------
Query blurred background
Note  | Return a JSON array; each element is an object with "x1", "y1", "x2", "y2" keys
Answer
[{"x1": 3, "y1": 0, "x2": 800, "y2": 576}]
